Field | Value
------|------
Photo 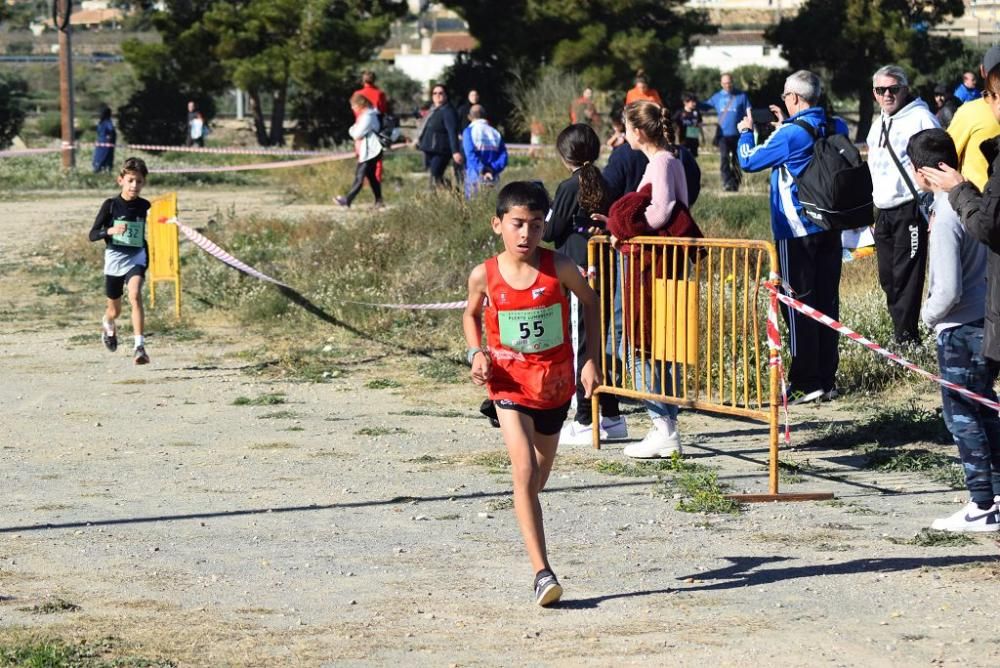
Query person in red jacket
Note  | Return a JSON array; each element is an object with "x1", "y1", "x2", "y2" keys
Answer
[
  {"x1": 353, "y1": 70, "x2": 388, "y2": 115},
  {"x1": 353, "y1": 71, "x2": 389, "y2": 184},
  {"x1": 463, "y1": 181, "x2": 600, "y2": 607}
]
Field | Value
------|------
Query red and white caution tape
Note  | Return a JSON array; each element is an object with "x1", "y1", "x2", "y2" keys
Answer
[
  {"x1": 158, "y1": 216, "x2": 289, "y2": 288},
  {"x1": 764, "y1": 275, "x2": 791, "y2": 444},
  {"x1": 150, "y1": 152, "x2": 353, "y2": 174},
  {"x1": 92, "y1": 142, "x2": 332, "y2": 156},
  {"x1": 160, "y1": 215, "x2": 467, "y2": 309},
  {"x1": 764, "y1": 282, "x2": 1000, "y2": 413},
  {"x1": 0, "y1": 147, "x2": 63, "y2": 157}
]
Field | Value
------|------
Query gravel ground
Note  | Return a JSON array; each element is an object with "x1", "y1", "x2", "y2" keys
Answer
[{"x1": 1, "y1": 190, "x2": 998, "y2": 667}]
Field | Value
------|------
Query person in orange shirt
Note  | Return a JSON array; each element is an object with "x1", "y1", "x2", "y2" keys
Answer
[{"x1": 624, "y1": 70, "x2": 663, "y2": 106}]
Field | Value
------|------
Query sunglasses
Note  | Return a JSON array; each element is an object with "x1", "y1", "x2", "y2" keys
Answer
[{"x1": 873, "y1": 85, "x2": 904, "y2": 96}]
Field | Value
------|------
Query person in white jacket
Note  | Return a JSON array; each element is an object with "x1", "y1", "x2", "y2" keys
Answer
[
  {"x1": 336, "y1": 94, "x2": 384, "y2": 208},
  {"x1": 866, "y1": 64, "x2": 940, "y2": 345}
]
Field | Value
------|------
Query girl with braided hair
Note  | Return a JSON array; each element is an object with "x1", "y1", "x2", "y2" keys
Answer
[{"x1": 545, "y1": 124, "x2": 628, "y2": 445}]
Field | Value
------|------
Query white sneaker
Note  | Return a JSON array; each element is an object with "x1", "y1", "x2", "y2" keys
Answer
[
  {"x1": 600, "y1": 415, "x2": 629, "y2": 440},
  {"x1": 930, "y1": 501, "x2": 1000, "y2": 533},
  {"x1": 623, "y1": 418, "x2": 681, "y2": 459},
  {"x1": 559, "y1": 420, "x2": 598, "y2": 446}
]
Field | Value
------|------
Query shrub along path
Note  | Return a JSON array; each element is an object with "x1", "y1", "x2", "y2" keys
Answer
[{"x1": 0, "y1": 189, "x2": 998, "y2": 666}]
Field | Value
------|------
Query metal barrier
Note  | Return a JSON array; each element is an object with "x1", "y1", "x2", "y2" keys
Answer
[
  {"x1": 587, "y1": 235, "x2": 831, "y2": 502},
  {"x1": 148, "y1": 192, "x2": 181, "y2": 317}
]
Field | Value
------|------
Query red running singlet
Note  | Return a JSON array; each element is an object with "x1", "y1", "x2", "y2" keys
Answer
[{"x1": 484, "y1": 248, "x2": 574, "y2": 409}]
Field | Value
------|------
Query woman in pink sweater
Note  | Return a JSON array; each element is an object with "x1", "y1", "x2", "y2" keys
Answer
[{"x1": 595, "y1": 100, "x2": 693, "y2": 459}]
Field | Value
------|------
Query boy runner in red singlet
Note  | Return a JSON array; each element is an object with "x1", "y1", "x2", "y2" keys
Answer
[{"x1": 462, "y1": 181, "x2": 601, "y2": 606}]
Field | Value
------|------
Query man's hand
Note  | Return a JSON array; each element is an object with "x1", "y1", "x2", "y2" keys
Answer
[
  {"x1": 107, "y1": 224, "x2": 127, "y2": 235},
  {"x1": 737, "y1": 109, "x2": 753, "y2": 133},
  {"x1": 768, "y1": 103, "x2": 786, "y2": 127},
  {"x1": 453, "y1": 152, "x2": 464, "y2": 165},
  {"x1": 919, "y1": 164, "x2": 967, "y2": 192}
]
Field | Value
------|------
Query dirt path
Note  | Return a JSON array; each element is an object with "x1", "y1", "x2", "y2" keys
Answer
[{"x1": 1, "y1": 187, "x2": 998, "y2": 667}]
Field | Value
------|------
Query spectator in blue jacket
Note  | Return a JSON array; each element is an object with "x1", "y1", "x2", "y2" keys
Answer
[
  {"x1": 954, "y1": 71, "x2": 981, "y2": 104},
  {"x1": 737, "y1": 70, "x2": 847, "y2": 405},
  {"x1": 461, "y1": 105, "x2": 508, "y2": 198},
  {"x1": 702, "y1": 73, "x2": 750, "y2": 192}
]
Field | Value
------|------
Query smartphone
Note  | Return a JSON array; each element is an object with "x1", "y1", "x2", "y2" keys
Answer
[{"x1": 751, "y1": 108, "x2": 778, "y2": 124}]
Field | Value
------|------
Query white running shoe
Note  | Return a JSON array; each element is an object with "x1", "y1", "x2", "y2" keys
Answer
[
  {"x1": 930, "y1": 501, "x2": 1000, "y2": 533},
  {"x1": 600, "y1": 415, "x2": 629, "y2": 440},
  {"x1": 623, "y1": 418, "x2": 681, "y2": 459},
  {"x1": 559, "y1": 420, "x2": 598, "y2": 446},
  {"x1": 559, "y1": 416, "x2": 630, "y2": 445}
]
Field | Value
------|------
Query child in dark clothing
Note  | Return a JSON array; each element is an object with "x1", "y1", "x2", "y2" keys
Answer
[
  {"x1": 672, "y1": 93, "x2": 703, "y2": 157},
  {"x1": 543, "y1": 124, "x2": 627, "y2": 445},
  {"x1": 88, "y1": 157, "x2": 151, "y2": 365}
]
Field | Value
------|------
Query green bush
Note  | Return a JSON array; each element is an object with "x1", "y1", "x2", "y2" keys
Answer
[{"x1": 0, "y1": 71, "x2": 28, "y2": 148}]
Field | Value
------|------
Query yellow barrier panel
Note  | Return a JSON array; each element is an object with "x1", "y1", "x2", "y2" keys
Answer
[
  {"x1": 147, "y1": 192, "x2": 181, "y2": 317},
  {"x1": 588, "y1": 235, "x2": 831, "y2": 502}
]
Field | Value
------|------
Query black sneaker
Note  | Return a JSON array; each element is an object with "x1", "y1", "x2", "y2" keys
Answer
[
  {"x1": 133, "y1": 345, "x2": 150, "y2": 365},
  {"x1": 533, "y1": 569, "x2": 562, "y2": 607},
  {"x1": 102, "y1": 330, "x2": 118, "y2": 352}
]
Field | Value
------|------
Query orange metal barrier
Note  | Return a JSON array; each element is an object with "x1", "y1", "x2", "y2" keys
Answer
[{"x1": 587, "y1": 235, "x2": 830, "y2": 502}]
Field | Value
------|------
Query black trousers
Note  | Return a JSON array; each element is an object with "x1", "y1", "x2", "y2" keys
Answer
[
  {"x1": 777, "y1": 230, "x2": 842, "y2": 393},
  {"x1": 719, "y1": 135, "x2": 740, "y2": 190},
  {"x1": 345, "y1": 158, "x2": 382, "y2": 205},
  {"x1": 424, "y1": 152, "x2": 452, "y2": 188},
  {"x1": 571, "y1": 255, "x2": 620, "y2": 425},
  {"x1": 874, "y1": 201, "x2": 928, "y2": 344}
]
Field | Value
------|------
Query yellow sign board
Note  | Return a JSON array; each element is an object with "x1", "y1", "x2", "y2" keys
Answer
[{"x1": 147, "y1": 192, "x2": 181, "y2": 317}]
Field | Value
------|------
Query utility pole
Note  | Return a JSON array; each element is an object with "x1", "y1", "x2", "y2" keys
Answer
[{"x1": 54, "y1": 0, "x2": 75, "y2": 169}]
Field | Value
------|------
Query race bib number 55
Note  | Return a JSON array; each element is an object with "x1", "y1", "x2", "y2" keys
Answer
[{"x1": 498, "y1": 303, "x2": 564, "y2": 352}]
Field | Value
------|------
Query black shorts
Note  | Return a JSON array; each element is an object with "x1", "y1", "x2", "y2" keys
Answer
[
  {"x1": 105, "y1": 265, "x2": 146, "y2": 300},
  {"x1": 494, "y1": 399, "x2": 571, "y2": 436}
]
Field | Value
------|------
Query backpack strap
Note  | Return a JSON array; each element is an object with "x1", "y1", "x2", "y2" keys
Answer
[{"x1": 790, "y1": 118, "x2": 817, "y2": 139}]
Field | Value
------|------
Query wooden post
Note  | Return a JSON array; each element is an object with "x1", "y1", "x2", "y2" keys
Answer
[{"x1": 55, "y1": 0, "x2": 75, "y2": 169}]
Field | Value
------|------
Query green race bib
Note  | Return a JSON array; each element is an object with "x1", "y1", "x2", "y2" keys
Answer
[
  {"x1": 498, "y1": 303, "x2": 564, "y2": 353},
  {"x1": 685, "y1": 125, "x2": 700, "y2": 139},
  {"x1": 111, "y1": 217, "x2": 145, "y2": 248}
]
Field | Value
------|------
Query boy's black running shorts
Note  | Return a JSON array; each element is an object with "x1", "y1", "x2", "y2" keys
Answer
[
  {"x1": 105, "y1": 265, "x2": 146, "y2": 299},
  {"x1": 493, "y1": 399, "x2": 572, "y2": 435}
]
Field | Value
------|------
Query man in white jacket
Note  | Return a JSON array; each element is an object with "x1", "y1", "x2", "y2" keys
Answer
[{"x1": 867, "y1": 64, "x2": 940, "y2": 345}]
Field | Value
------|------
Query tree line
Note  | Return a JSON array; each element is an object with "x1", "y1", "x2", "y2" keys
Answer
[{"x1": 0, "y1": 0, "x2": 980, "y2": 149}]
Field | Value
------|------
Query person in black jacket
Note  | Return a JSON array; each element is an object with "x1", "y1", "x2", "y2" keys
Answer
[
  {"x1": 417, "y1": 84, "x2": 463, "y2": 188},
  {"x1": 545, "y1": 124, "x2": 627, "y2": 445}
]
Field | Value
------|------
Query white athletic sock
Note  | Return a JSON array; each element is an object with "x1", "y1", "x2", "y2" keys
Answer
[
  {"x1": 652, "y1": 416, "x2": 677, "y2": 434},
  {"x1": 102, "y1": 317, "x2": 115, "y2": 335},
  {"x1": 134, "y1": 334, "x2": 144, "y2": 349}
]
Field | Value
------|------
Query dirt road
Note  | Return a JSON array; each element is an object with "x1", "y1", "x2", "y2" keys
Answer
[{"x1": 1, "y1": 188, "x2": 998, "y2": 666}]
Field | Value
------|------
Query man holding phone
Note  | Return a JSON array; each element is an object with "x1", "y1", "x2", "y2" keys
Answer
[{"x1": 736, "y1": 71, "x2": 848, "y2": 404}]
